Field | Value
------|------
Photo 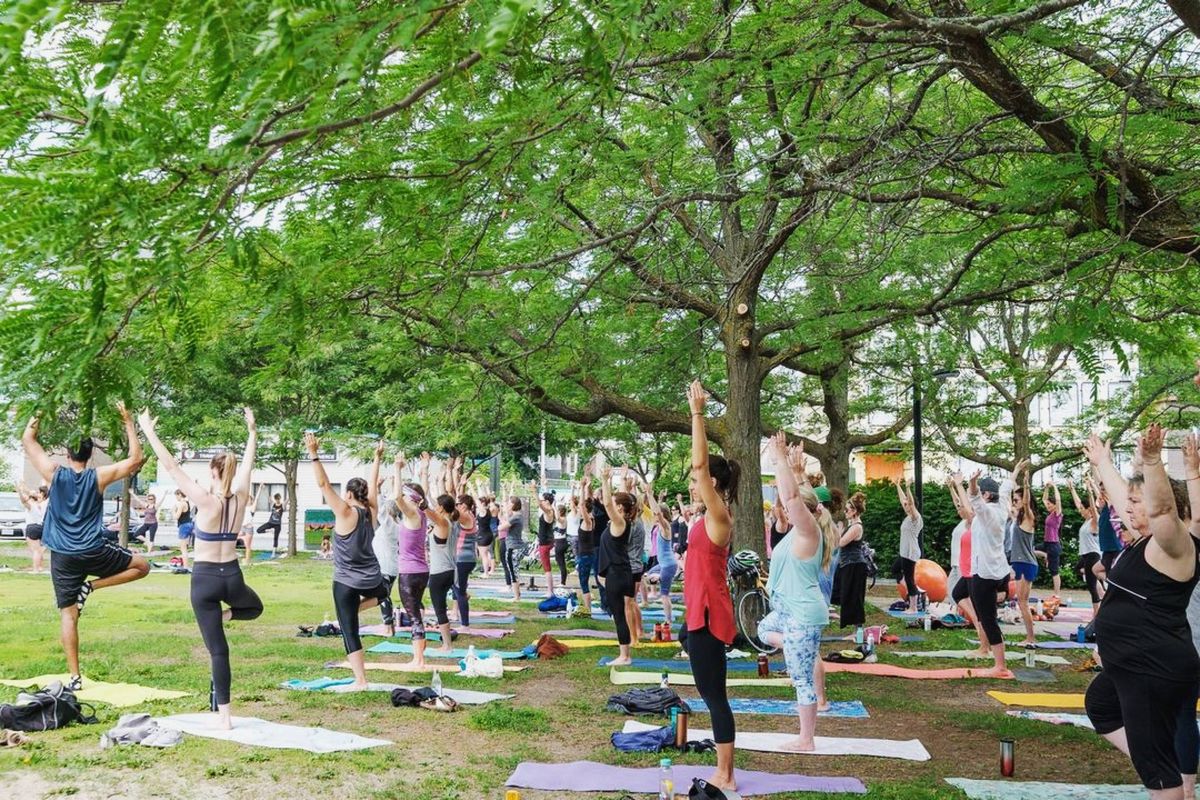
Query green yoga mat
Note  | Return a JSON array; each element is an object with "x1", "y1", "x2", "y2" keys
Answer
[
  {"x1": 366, "y1": 642, "x2": 532, "y2": 660},
  {"x1": 608, "y1": 668, "x2": 792, "y2": 688}
]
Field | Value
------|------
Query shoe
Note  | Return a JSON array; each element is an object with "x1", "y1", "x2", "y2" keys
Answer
[
  {"x1": 76, "y1": 581, "x2": 93, "y2": 615},
  {"x1": 67, "y1": 675, "x2": 83, "y2": 691}
]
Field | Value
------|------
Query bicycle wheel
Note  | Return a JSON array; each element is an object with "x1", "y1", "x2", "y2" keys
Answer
[{"x1": 735, "y1": 589, "x2": 778, "y2": 655}]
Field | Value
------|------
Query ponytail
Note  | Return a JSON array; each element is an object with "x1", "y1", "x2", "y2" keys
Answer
[{"x1": 210, "y1": 452, "x2": 237, "y2": 498}]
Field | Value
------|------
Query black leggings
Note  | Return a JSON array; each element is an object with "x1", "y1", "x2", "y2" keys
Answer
[
  {"x1": 604, "y1": 568, "x2": 634, "y2": 646},
  {"x1": 256, "y1": 521, "x2": 282, "y2": 548},
  {"x1": 499, "y1": 541, "x2": 516, "y2": 585},
  {"x1": 135, "y1": 523, "x2": 158, "y2": 545},
  {"x1": 899, "y1": 557, "x2": 918, "y2": 597},
  {"x1": 951, "y1": 575, "x2": 971, "y2": 605},
  {"x1": 1176, "y1": 679, "x2": 1200, "y2": 776},
  {"x1": 453, "y1": 561, "x2": 474, "y2": 627},
  {"x1": 688, "y1": 624, "x2": 735, "y2": 744},
  {"x1": 398, "y1": 572, "x2": 429, "y2": 639},
  {"x1": 554, "y1": 539, "x2": 569, "y2": 585},
  {"x1": 333, "y1": 579, "x2": 392, "y2": 655},
  {"x1": 380, "y1": 574, "x2": 396, "y2": 625},
  {"x1": 968, "y1": 576, "x2": 1007, "y2": 646},
  {"x1": 1088, "y1": 666, "x2": 1196, "y2": 790},
  {"x1": 1079, "y1": 553, "x2": 1101, "y2": 603},
  {"x1": 429, "y1": 570, "x2": 455, "y2": 626},
  {"x1": 190, "y1": 561, "x2": 263, "y2": 707}
]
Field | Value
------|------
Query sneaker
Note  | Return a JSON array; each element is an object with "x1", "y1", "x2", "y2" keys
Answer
[
  {"x1": 76, "y1": 581, "x2": 93, "y2": 615},
  {"x1": 67, "y1": 675, "x2": 83, "y2": 691}
]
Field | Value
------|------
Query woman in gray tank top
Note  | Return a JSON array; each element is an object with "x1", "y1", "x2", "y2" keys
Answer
[{"x1": 307, "y1": 435, "x2": 393, "y2": 690}]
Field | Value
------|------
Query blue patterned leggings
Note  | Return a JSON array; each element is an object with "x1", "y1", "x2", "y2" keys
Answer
[{"x1": 758, "y1": 609, "x2": 824, "y2": 705}]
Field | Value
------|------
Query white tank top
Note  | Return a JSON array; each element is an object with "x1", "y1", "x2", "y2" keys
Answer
[{"x1": 26, "y1": 501, "x2": 46, "y2": 526}]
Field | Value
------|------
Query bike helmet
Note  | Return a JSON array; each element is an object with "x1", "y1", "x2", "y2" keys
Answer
[{"x1": 732, "y1": 549, "x2": 761, "y2": 568}]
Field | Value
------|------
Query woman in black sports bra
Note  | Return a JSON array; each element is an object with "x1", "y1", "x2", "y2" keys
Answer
[{"x1": 139, "y1": 407, "x2": 263, "y2": 730}]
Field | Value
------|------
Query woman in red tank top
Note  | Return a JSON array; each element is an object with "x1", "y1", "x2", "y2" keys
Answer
[{"x1": 684, "y1": 380, "x2": 741, "y2": 796}]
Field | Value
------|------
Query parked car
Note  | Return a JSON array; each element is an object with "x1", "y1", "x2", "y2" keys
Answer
[{"x1": 0, "y1": 493, "x2": 25, "y2": 538}]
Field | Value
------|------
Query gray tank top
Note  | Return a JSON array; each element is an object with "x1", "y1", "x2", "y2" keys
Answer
[
  {"x1": 333, "y1": 508, "x2": 383, "y2": 590},
  {"x1": 1010, "y1": 522, "x2": 1037, "y2": 565},
  {"x1": 429, "y1": 523, "x2": 457, "y2": 574}
]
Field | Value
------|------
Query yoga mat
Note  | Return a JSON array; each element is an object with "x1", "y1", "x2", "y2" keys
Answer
[
  {"x1": 506, "y1": 761, "x2": 866, "y2": 795},
  {"x1": 894, "y1": 650, "x2": 1068, "y2": 666},
  {"x1": 946, "y1": 778, "x2": 1149, "y2": 800},
  {"x1": 545, "y1": 628, "x2": 617, "y2": 639},
  {"x1": 555, "y1": 638, "x2": 682, "y2": 650},
  {"x1": 609, "y1": 669, "x2": 792, "y2": 688},
  {"x1": 362, "y1": 625, "x2": 513, "y2": 640},
  {"x1": 279, "y1": 677, "x2": 513, "y2": 703},
  {"x1": 622, "y1": 721, "x2": 930, "y2": 761},
  {"x1": 1012, "y1": 668, "x2": 1057, "y2": 684},
  {"x1": 0, "y1": 675, "x2": 190, "y2": 708},
  {"x1": 1007, "y1": 710, "x2": 1095, "y2": 729},
  {"x1": 597, "y1": 657, "x2": 782, "y2": 673},
  {"x1": 822, "y1": 662, "x2": 1014, "y2": 680},
  {"x1": 685, "y1": 697, "x2": 870, "y2": 719},
  {"x1": 367, "y1": 642, "x2": 532, "y2": 660},
  {"x1": 422, "y1": 615, "x2": 516, "y2": 625},
  {"x1": 157, "y1": 714, "x2": 390, "y2": 752},
  {"x1": 968, "y1": 638, "x2": 1094, "y2": 650},
  {"x1": 821, "y1": 635, "x2": 925, "y2": 644},
  {"x1": 986, "y1": 691, "x2": 1084, "y2": 708},
  {"x1": 329, "y1": 660, "x2": 529, "y2": 674}
]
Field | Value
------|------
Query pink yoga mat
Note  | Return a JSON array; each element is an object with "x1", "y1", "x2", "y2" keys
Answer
[
  {"x1": 823, "y1": 662, "x2": 1014, "y2": 680},
  {"x1": 507, "y1": 761, "x2": 867, "y2": 795}
]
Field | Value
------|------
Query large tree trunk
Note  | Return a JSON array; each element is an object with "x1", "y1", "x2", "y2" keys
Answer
[
  {"x1": 285, "y1": 454, "x2": 299, "y2": 556},
  {"x1": 118, "y1": 481, "x2": 131, "y2": 547},
  {"x1": 723, "y1": 313, "x2": 766, "y2": 558},
  {"x1": 819, "y1": 360, "x2": 853, "y2": 493},
  {"x1": 1011, "y1": 402, "x2": 1032, "y2": 467}
]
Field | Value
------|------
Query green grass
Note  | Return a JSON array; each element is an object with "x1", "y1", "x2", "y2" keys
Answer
[{"x1": 0, "y1": 541, "x2": 1139, "y2": 798}]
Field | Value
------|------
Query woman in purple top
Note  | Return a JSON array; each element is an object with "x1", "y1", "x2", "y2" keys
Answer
[
  {"x1": 393, "y1": 452, "x2": 432, "y2": 668},
  {"x1": 1038, "y1": 482, "x2": 1064, "y2": 594}
]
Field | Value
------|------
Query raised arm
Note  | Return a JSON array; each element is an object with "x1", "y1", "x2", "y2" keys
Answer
[
  {"x1": 137, "y1": 410, "x2": 219, "y2": 517},
  {"x1": 94, "y1": 402, "x2": 143, "y2": 490},
  {"x1": 599, "y1": 463, "x2": 624, "y2": 536},
  {"x1": 688, "y1": 380, "x2": 732, "y2": 545},
  {"x1": 1083, "y1": 433, "x2": 1129, "y2": 527},
  {"x1": 1183, "y1": 433, "x2": 1200, "y2": 537},
  {"x1": 392, "y1": 452, "x2": 423, "y2": 526},
  {"x1": 305, "y1": 432, "x2": 356, "y2": 533},
  {"x1": 1139, "y1": 424, "x2": 1192, "y2": 557},
  {"x1": 367, "y1": 440, "x2": 384, "y2": 521},
  {"x1": 769, "y1": 433, "x2": 819, "y2": 558}
]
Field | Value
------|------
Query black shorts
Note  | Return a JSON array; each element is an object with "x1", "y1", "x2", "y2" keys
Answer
[
  {"x1": 50, "y1": 543, "x2": 134, "y2": 608},
  {"x1": 25, "y1": 523, "x2": 43, "y2": 541}
]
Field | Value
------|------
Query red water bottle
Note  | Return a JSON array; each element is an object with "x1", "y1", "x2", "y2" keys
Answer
[{"x1": 757, "y1": 654, "x2": 769, "y2": 677}]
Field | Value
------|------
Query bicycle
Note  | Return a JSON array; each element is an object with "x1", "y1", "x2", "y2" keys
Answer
[{"x1": 728, "y1": 551, "x2": 779, "y2": 655}]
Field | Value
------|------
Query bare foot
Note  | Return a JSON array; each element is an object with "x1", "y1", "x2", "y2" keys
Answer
[
  {"x1": 817, "y1": 701, "x2": 831, "y2": 712},
  {"x1": 348, "y1": 681, "x2": 369, "y2": 692},
  {"x1": 781, "y1": 735, "x2": 816, "y2": 752},
  {"x1": 975, "y1": 667, "x2": 1015, "y2": 679},
  {"x1": 706, "y1": 771, "x2": 737, "y2": 792},
  {"x1": 608, "y1": 656, "x2": 633, "y2": 666},
  {"x1": 217, "y1": 708, "x2": 233, "y2": 730},
  {"x1": 385, "y1": 626, "x2": 395, "y2": 638}
]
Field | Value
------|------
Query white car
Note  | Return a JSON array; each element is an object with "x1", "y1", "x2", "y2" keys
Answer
[{"x1": 0, "y1": 493, "x2": 26, "y2": 538}]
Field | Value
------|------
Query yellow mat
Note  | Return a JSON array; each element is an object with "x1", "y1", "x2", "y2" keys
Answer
[
  {"x1": 330, "y1": 661, "x2": 530, "y2": 674},
  {"x1": 555, "y1": 639, "x2": 682, "y2": 650},
  {"x1": 609, "y1": 668, "x2": 792, "y2": 688},
  {"x1": 986, "y1": 691, "x2": 1084, "y2": 709},
  {"x1": 0, "y1": 675, "x2": 190, "y2": 708}
]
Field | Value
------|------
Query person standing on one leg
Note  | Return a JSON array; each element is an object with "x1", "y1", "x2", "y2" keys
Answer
[
  {"x1": 684, "y1": 380, "x2": 740, "y2": 794},
  {"x1": 140, "y1": 407, "x2": 263, "y2": 727},
  {"x1": 968, "y1": 471, "x2": 1015, "y2": 679},
  {"x1": 22, "y1": 404, "x2": 150, "y2": 689},
  {"x1": 1039, "y1": 482, "x2": 1064, "y2": 596},
  {"x1": 553, "y1": 501, "x2": 571, "y2": 590},
  {"x1": 17, "y1": 482, "x2": 48, "y2": 574},
  {"x1": 645, "y1": 482, "x2": 678, "y2": 625},
  {"x1": 174, "y1": 489, "x2": 195, "y2": 570},
  {"x1": 757, "y1": 432, "x2": 837, "y2": 751},
  {"x1": 130, "y1": 491, "x2": 159, "y2": 554},
  {"x1": 535, "y1": 487, "x2": 557, "y2": 598},
  {"x1": 392, "y1": 452, "x2": 433, "y2": 667},
  {"x1": 256, "y1": 494, "x2": 284, "y2": 554},
  {"x1": 946, "y1": 474, "x2": 987, "y2": 658},
  {"x1": 1007, "y1": 460, "x2": 1040, "y2": 647},
  {"x1": 575, "y1": 469, "x2": 599, "y2": 617},
  {"x1": 308, "y1": 435, "x2": 391, "y2": 690},
  {"x1": 597, "y1": 462, "x2": 636, "y2": 665},
  {"x1": 894, "y1": 476, "x2": 922, "y2": 612}
]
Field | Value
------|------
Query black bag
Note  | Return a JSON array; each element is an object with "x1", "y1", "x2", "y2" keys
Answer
[
  {"x1": 862, "y1": 543, "x2": 879, "y2": 586},
  {"x1": 0, "y1": 682, "x2": 97, "y2": 732},
  {"x1": 391, "y1": 687, "x2": 438, "y2": 707},
  {"x1": 605, "y1": 687, "x2": 685, "y2": 716}
]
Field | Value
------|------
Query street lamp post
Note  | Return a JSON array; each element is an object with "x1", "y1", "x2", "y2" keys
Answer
[{"x1": 912, "y1": 369, "x2": 960, "y2": 513}]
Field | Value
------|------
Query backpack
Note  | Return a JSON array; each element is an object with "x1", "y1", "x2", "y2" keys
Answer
[
  {"x1": 611, "y1": 724, "x2": 675, "y2": 752},
  {"x1": 0, "y1": 682, "x2": 97, "y2": 732},
  {"x1": 605, "y1": 687, "x2": 685, "y2": 716},
  {"x1": 861, "y1": 543, "x2": 879, "y2": 586}
]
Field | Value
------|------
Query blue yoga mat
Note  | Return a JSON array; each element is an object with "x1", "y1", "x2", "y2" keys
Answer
[
  {"x1": 368, "y1": 641, "x2": 534, "y2": 660},
  {"x1": 281, "y1": 677, "x2": 353, "y2": 691},
  {"x1": 685, "y1": 697, "x2": 870, "y2": 719},
  {"x1": 596, "y1": 657, "x2": 783, "y2": 673}
]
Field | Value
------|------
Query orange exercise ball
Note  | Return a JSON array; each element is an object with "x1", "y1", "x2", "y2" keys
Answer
[{"x1": 897, "y1": 559, "x2": 949, "y2": 602}]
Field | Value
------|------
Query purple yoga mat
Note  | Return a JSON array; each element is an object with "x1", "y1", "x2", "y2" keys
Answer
[
  {"x1": 507, "y1": 761, "x2": 867, "y2": 795},
  {"x1": 545, "y1": 629, "x2": 617, "y2": 639}
]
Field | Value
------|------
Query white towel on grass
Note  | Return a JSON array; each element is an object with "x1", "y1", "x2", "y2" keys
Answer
[{"x1": 157, "y1": 714, "x2": 391, "y2": 752}]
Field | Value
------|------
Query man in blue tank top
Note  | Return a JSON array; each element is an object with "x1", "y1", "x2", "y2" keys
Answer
[{"x1": 21, "y1": 402, "x2": 150, "y2": 690}]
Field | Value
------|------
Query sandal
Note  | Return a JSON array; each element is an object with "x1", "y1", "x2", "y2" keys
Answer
[
  {"x1": 1, "y1": 729, "x2": 28, "y2": 747},
  {"x1": 688, "y1": 777, "x2": 743, "y2": 800}
]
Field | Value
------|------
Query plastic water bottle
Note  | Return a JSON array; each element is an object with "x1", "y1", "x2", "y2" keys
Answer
[
  {"x1": 566, "y1": 596, "x2": 575, "y2": 616},
  {"x1": 658, "y1": 757, "x2": 673, "y2": 800},
  {"x1": 465, "y1": 644, "x2": 477, "y2": 674},
  {"x1": 660, "y1": 670, "x2": 670, "y2": 689},
  {"x1": 854, "y1": 626, "x2": 864, "y2": 646},
  {"x1": 431, "y1": 669, "x2": 443, "y2": 697},
  {"x1": 1036, "y1": 599, "x2": 1044, "y2": 617},
  {"x1": 1024, "y1": 646, "x2": 1036, "y2": 668},
  {"x1": 1076, "y1": 624, "x2": 1086, "y2": 644}
]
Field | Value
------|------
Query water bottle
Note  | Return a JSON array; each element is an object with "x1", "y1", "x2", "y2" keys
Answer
[
  {"x1": 1024, "y1": 646, "x2": 1036, "y2": 668},
  {"x1": 660, "y1": 670, "x2": 670, "y2": 689},
  {"x1": 466, "y1": 644, "x2": 477, "y2": 673},
  {"x1": 854, "y1": 626, "x2": 864, "y2": 646},
  {"x1": 923, "y1": 613, "x2": 932, "y2": 632},
  {"x1": 658, "y1": 757, "x2": 673, "y2": 800},
  {"x1": 431, "y1": 669, "x2": 443, "y2": 697},
  {"x1": 1036, "y1": 599, "x2": 1044, "y2": 617},
  {"x1": 1076, "y1": 624, "x2": 1086, "y2": 644},
  {"x1": 566, "y1": 596, "x2": 575, "y2": 616}
]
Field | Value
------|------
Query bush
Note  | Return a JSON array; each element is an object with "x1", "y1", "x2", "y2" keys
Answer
[{"x1": 854, "y1": 480, "x2": 1087, "y2": 591}]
